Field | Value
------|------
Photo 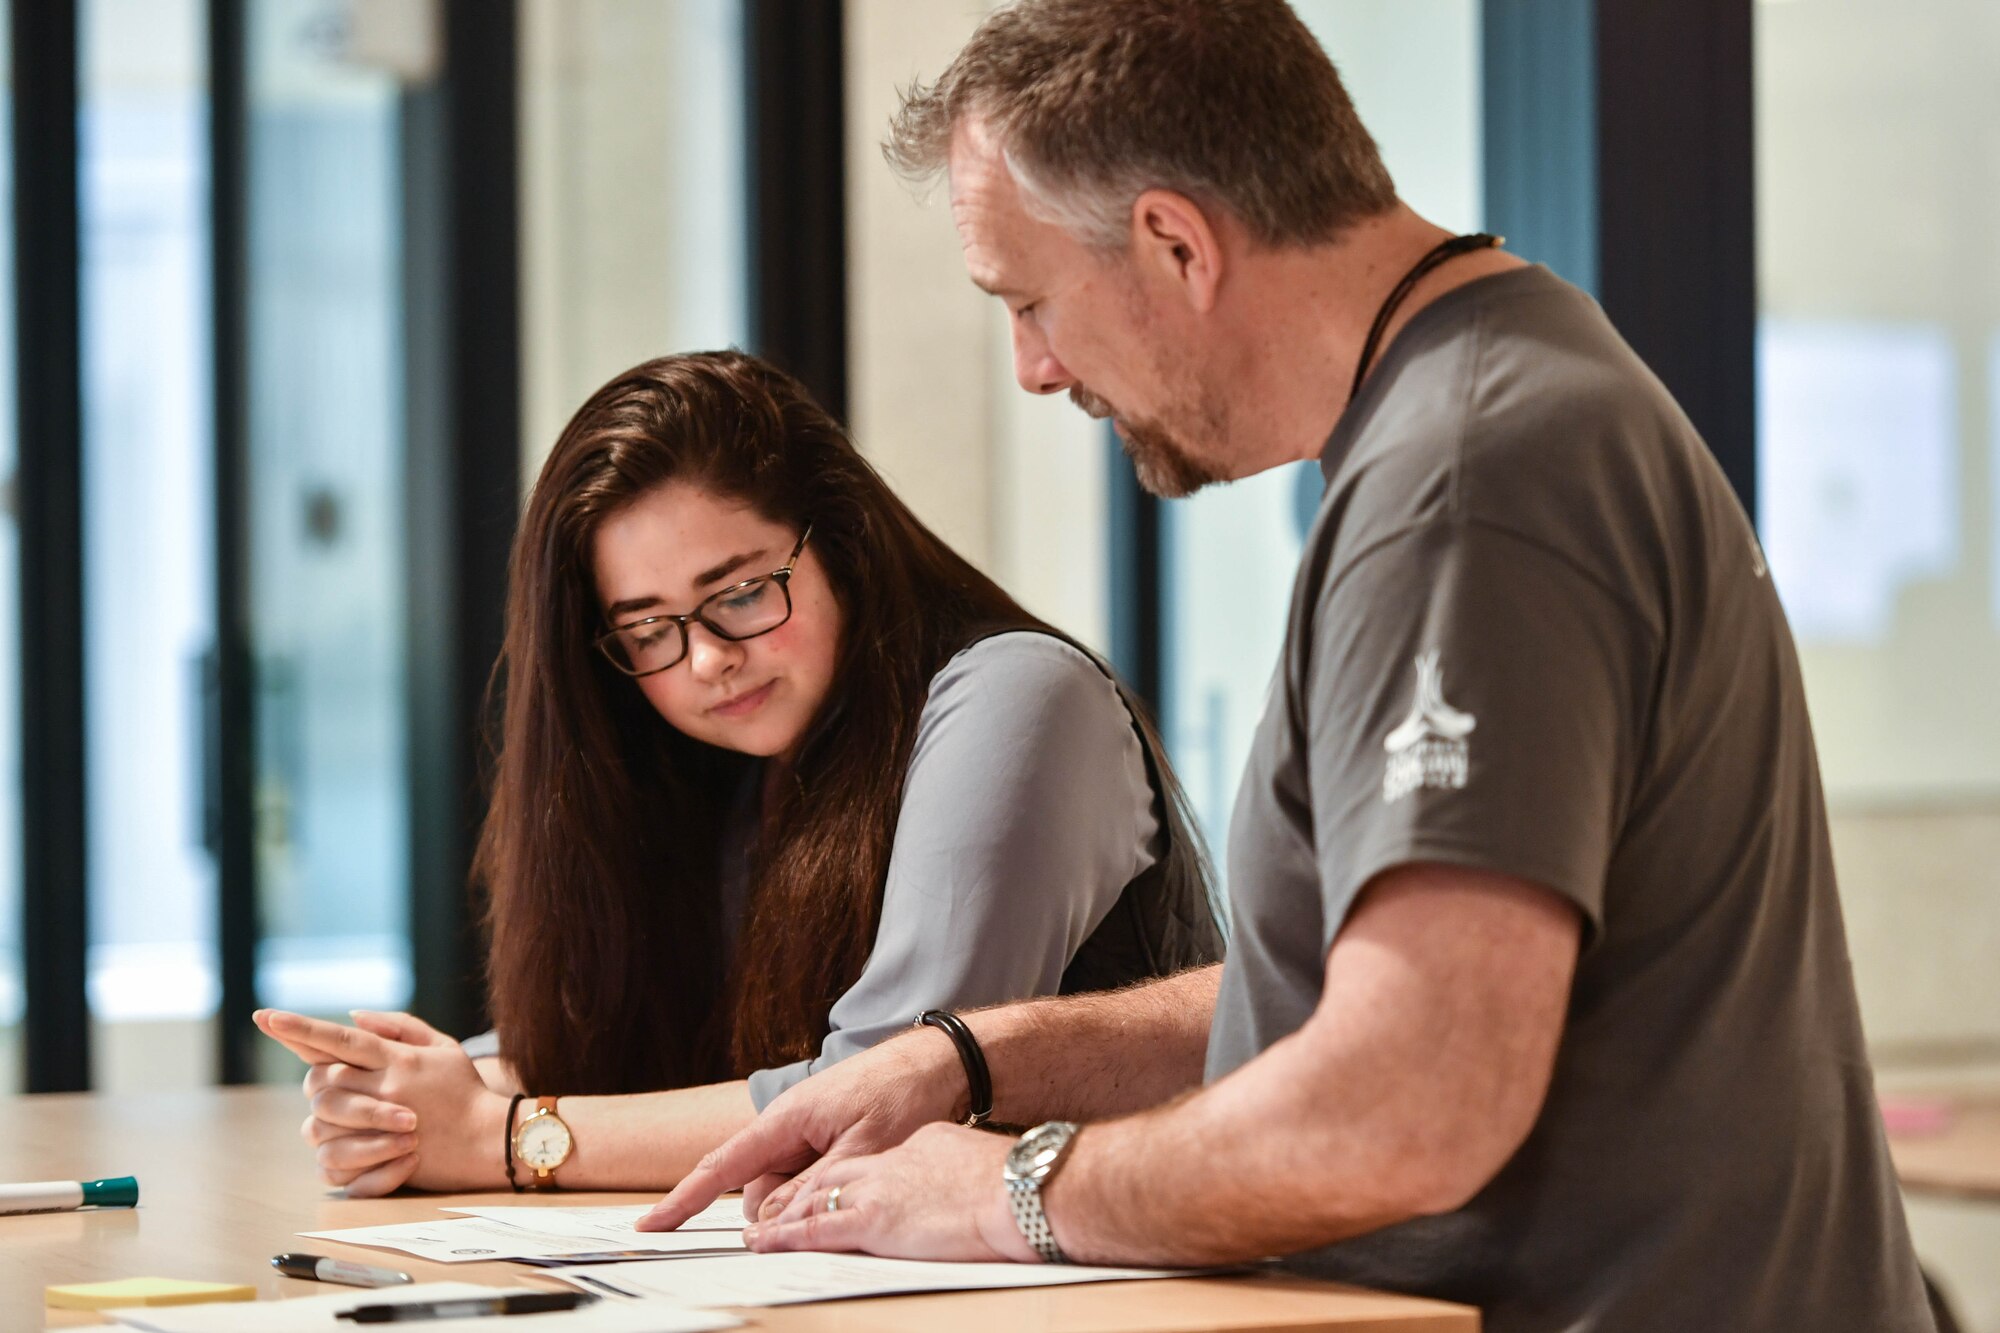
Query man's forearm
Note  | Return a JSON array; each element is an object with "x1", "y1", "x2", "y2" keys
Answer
[
  {"x1": 1036, "y1": 1022, "x2": 1428, "y2": 1265},
  {"x1": 635, "y1": 965, "x2": 1226, "y2": 1231},
  {"x1": 964, "y1": 963, "x2": 1221, "y2": 1125},
  {"x1": 1031, "y1": 871, "x2": 1579, "y2": 1267}
]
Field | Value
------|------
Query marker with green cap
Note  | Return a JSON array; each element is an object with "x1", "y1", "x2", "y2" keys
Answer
[{"x1": 0, "y1": 1176, "x2": 139, "y2": 1216}]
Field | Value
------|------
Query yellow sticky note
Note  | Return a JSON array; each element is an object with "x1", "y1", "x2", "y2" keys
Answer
[{"x1": 46, "y1": 1277, "x2": 258, "y2": 1310}]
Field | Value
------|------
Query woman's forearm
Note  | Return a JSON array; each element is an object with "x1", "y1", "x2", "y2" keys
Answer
[{"x1": 534, "y1": 1080, "x2": 759, "y2": 1192}]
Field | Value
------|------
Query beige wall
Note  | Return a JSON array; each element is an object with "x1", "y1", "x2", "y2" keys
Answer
[
  {"x1": 844, "y1": 3, "x2": 995, "y2": 569},
  {"x1": 1835, "y1": 807, "x2": 2000, "y2": 1057},
  {"x1": 518, "y1": 0, "x2": 748, "y2": 486},
  {"x1": 844, "y1": 0, "x2": 1110, "y2": 650}
]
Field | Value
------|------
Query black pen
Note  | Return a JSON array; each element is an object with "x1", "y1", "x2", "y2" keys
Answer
[
  {"x1": 272, "y1": 1252, "x2": 414, "y2": 1288},
  {"x1": 571, "y1": 1272, "x2": 640, "y2": 1299},
  {"x1": 335, "y1": 1291, "x2": 597, "y2": 1323}
]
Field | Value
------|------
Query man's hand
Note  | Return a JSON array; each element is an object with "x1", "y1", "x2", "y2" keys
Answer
[
  {"x1": 990, "y1": 864, "x2": 1581, "y2": 1267},
  {"x1": 637, "y1": 1023, "x2": 963, "y2": 1231},
  {"x1": 254, "y1": 1008, "x2": 507, "y2": 1196},
  {"x1": 740, "y1": 1124, "x2": 1036, "y2": 1263}
]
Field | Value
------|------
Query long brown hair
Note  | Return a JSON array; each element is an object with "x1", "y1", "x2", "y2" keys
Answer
[{"x1": 479, "y1": 351, "x2": 1204, "y2": 1095}]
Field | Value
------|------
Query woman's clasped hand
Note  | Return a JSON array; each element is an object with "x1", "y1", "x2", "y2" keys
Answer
[{"x1": 254, "y1": 1008, "x2": 510, "y2": 1197}]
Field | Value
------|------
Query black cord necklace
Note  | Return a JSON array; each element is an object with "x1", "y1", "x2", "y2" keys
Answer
[{"x1": 1348, "y1": 232, "x2": 1504, "y2": 401}]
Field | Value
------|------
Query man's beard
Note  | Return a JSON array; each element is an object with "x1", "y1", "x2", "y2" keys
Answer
[{"x1": 1068, "y1": 386, "x2": 1227, "y2": 500}]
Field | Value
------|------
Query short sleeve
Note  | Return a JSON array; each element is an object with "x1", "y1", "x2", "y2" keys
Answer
[
  {"x1": 460, "y1": 1029, "x2": 501, "y2": 1060},
  {"x1": 1305, "y1": 519, "x2": 1653, "y2": 951},
  {"x1": 746, "y1": 633, "x2": 1158, "y2": 1109}
]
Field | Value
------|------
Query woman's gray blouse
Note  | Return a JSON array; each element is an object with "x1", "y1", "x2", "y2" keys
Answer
[
  {"x1": 467, "y1": 632, "x2": 1175, "y2": 1108},
  {"x1": 746, "y1": 632, "x2": 1165, "y2": 1107}
]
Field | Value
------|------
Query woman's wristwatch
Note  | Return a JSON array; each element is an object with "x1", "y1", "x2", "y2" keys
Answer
[
  {"x1": 509, "y1": 1095, "x2": 574, "y2": 1190},
  {"x1": 1003, "y1": 1121, "x2": 1081, "y2": 1263}
]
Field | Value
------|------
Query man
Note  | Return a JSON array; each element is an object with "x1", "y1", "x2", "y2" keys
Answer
[{"x1": 640, "y1": 2, "x2": 1933, "y2": 1328}]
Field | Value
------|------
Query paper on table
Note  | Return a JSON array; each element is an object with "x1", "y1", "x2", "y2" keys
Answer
[
  {"x1": 105, "y1": 1281, "x2": 741, "y2": 1333},
  {"x1": 441, "y1": 1199, "x2": 748, "y2": 1237},
  {"x1": 298, "y1": 1214, "x2": 745, "y2": 1264},
  {"x1": 549, "y1": 1251, "x2": 1200, "y2": 1308}
]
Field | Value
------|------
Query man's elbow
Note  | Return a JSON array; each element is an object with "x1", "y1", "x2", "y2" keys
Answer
[
  {"x1": 1397, "y1": 1099, "x2": 1544, "y2": 1218},
  {"x1": 1401, "y1": 1155, "x2": 1503, "y2": 1219},
  {"x1": 1293, "y1": 1088, "x2": 1544, "y2": 1226}
]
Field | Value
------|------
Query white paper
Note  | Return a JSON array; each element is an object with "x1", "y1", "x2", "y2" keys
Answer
[
  {"x1": 550, "y1": 1251, "x2": 1196, "y2": 1308},
  {"x1": 299, "y1": 1213, "x2": 745, "y2": 1264},
  {"x1": 106, "y1": 1281, "x2": 740, "y2": 1333},
  {"x1": 441, "y1": 1200, "x2": 747, "y2": 1238}
]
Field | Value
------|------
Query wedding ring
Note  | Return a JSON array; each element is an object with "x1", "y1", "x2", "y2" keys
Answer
[{"x1": 824, "y1": 1185, "x2": 843, "y2": 1214}]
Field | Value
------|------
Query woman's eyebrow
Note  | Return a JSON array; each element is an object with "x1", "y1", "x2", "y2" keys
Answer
[
  {"x1": 606, "y1": 547, "x2": 775, "y2": 622},
  {"x1": 605, "y1": 594, "x2": 663, "y2": 621},
  {"x1": 691, "y1": 547, "x2": 771, "y2": 589}
]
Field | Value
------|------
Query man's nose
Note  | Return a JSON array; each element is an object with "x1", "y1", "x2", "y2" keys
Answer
[{"x1": 1012, "y1": 321, "x2": 1074, "y2": 396}]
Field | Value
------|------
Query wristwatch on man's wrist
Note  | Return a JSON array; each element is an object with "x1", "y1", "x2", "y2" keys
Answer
[
  {"x1": 1003, "y1": 1120, "x2": 1081, "y2": 1263},
  {"x1": 511, "y1": 1096, "x2": 573, "y2": 1190}
]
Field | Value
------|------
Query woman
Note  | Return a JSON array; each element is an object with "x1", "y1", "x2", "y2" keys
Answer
[{"x1": 255, "y1": 351, "x2": 1221, "y2": 1194}]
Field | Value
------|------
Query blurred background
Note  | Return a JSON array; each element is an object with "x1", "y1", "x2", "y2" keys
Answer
[{"x1": 1, "y1": 0, "x2": 1994, "y2": 1324}]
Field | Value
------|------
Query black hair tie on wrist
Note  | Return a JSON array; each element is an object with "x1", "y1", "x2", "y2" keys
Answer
[
  {"x1": 915, "y1": 1009, "x2": 994, "y2": 1127},
  {"x1": 504, "y1": 1092, "x2": 527, "y2": 1192}
]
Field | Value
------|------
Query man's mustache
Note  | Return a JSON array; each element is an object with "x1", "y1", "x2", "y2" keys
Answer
[{"x1": 1069, "y1": 386, "x2": 1114, "y2": 420}]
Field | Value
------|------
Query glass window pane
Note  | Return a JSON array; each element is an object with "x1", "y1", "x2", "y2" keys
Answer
[
  {"x1": 246, "y1": 0, "x2": 412, "y2": 1028},
  {"x1": 1161, "y1": 0, "x2": 1483, "y2": 891},
  {"x1": 0, "y1": 0, "x2": 19, "y2": 1092},
  {"x1": 80, "y1": 0, "x2": 216, "y2": 1092}
]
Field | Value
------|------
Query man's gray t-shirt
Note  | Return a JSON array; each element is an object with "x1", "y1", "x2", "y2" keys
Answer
[{"x1": 1206, "y1": 266, "x2": 1929, "y2": 1332}]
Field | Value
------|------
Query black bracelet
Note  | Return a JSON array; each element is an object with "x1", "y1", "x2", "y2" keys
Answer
[
  {"x1": 915, "y1": 1010, "x2": 993, "y2": 1127},
  {"x1": 504, "y1": 1092, "x2": 527, "y2": 1193}
]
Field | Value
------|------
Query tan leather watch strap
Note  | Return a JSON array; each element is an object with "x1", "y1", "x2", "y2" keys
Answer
[{"x1": 517, "y1": 1095, "x2": 571, "y2": 1191}]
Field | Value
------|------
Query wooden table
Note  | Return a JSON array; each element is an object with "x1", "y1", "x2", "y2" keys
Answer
[
  {"x1": 2, "y1": 1087, "x2": 1476, "y2": 1332},
  {"x1": 1885, "y1": 1088, "x2": 2000, "y2": 1201}
]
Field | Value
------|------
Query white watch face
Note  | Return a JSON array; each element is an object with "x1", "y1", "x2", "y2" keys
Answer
[{"x1": 518, "y1": 1114, "x2": 572, "y2": 1170}]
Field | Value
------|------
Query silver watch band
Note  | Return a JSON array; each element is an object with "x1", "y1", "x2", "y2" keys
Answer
[
  {"x1": 1004, "y1": 1120, "x2": 1080, "y2": 1264},
  {"x1": 1006, "y1": 1175, "x2": 1070, "y2": 1264}
]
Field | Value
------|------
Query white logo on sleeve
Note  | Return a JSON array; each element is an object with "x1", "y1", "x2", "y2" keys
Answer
[{"x1": 1382, "y1": 650, "x2": 1476, "y2": 802}]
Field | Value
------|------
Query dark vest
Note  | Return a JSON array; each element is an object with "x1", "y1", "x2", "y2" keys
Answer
[{"x1": 958, "y1": 627, "x2": 1227, "y2": 994}]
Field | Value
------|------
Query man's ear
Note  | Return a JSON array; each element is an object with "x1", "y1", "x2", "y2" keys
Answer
[{"x1": 1128, "y1": 189, "x2": 1224, "y2": 313}]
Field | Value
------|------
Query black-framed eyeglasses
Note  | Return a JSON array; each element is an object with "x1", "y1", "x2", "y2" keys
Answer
[{"x1": 594, "y1": 526, "x2": 813, "y2": 677}]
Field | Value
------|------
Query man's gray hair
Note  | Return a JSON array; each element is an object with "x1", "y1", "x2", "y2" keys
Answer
[{"x1": 884, "y1": 0, "x2": 1397, "y2": 249}]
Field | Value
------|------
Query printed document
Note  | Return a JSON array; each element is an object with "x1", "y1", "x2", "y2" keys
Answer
[
  {"x1": 551, "y1": 1251, "x2": 1197, "y2": 1307},
  {"x1": 299, "y1": 1207, "x2": 746, "y2": 1264},
  {"x1": 442, "y1": 1200, "x2": 747, "y2": 1237}
]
